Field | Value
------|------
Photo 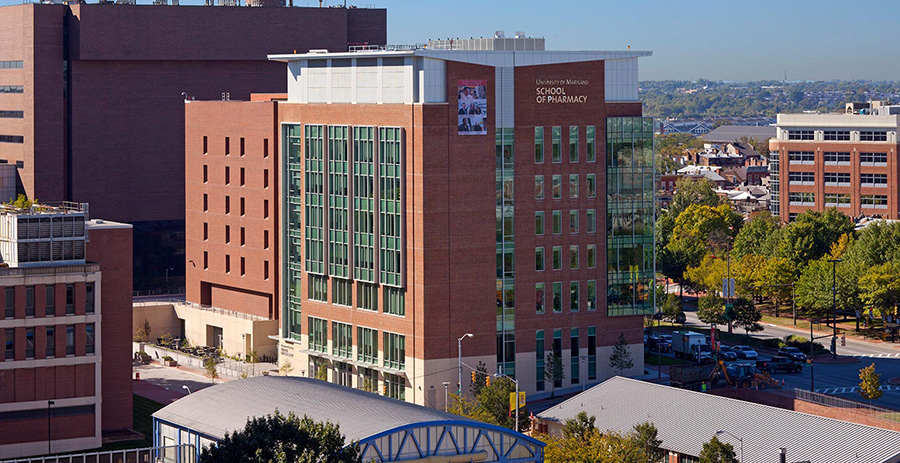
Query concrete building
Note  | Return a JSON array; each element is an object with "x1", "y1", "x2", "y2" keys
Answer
[
  {"x1": 0, "y1": 202, "x2": 133, "y2": 459},
  {"x1": 183, "y1": 37, "x2": 656, "y2": 408},
  {"x1": 769, "y1": 111, "x2": 900, "y2": 222},
  {"x1": 0, "y1": 2, "x2": 386, "y2": 287}
]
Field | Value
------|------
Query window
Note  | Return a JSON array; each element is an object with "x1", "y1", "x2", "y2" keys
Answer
[
  {"x1": 203, "y1": 165, "x2": 208, "y2": 183},
  {"x1": 65, "y1": 325, "x2": 74, "y2": 356},
  {"x1": 788, "y1": 151, "x2": 815, "y2": 164},
  {"x1": 46, "y1": 286, "x2": 55, "y2": 316},
  {"x1": 534, "y1": 127, "x2": 544, "y2": 163},
  {"x1": 586, "y1": 280, "x2": 597, "y2": 311},
  {"x1": 225, "y1": 196, "x2": 230, "y2": 214},
  {"x1": 535, "y1": 211, "x2": 545, "y2": 235},
  {"x1": 308, "y1": 317, "x2": 328, "y2": 352},
  {"x1": 586, "y1": 174, "x2": 596, "y2": 198},
  {"x1": 225, "y1": 255, "x2": 231, "y2": 273},
  {"x1": 535, "y1": 176, "x2": 544, "y2": 200},
  {"x1": 46, "y1": 326, "x2": 55, "y2": 358},
  {"x1": 203, "y1": 251, "x2": 208, "y2": 270},
  {"x1": 384, "y1": 287, "x2": 405, "y2": 316},
  {"x1": 25, "y1": 286, "x2": 33, "y2": 317},
  {"x1": 861, "y1": 195, "x2": 889, "y2": 209},
  {"x1": 569, "y1": 245, "x2": 579, "y2": 269},
  {"x1": 86, "y1": 324, "x2": 95, "y2": 355},
  {"x1": 552, "y1": 175, "x2": 562, "y2": 199},
  {"x1": 225, "y1": 225, "x2": 231, "y2": 244},
  {"x1": 224, "y1": 166, "x2": 230, "y2": 185},
  {"x1": 860, "y1": 152, "x2": 888, "y2": 165},
  {"x1": 240, "y1": 137, "x2": 245, "y2": 156},
  {"x1": 264, "y1": 169, "x2": 269, "y2": 188},
  {"x1": 823, "y1": 130, "x2": 850, "y2": 141},
  {"x1": 552, "y1": 246, "x2": 562, "y2": 270},
  {"x1": 0, "y1": 135, "x2": 24, "y2": 144},
  {"x1": 788, "y1": 192, "x2": 815, "y2": 206},
  {"x1": 225, "y1": 137, "x2": 230, "y2": 155},
  {"x1": 240, "y1": 257, "x2": 246, "y2": 276},
  {"x1": 240, "y1": 167, "x2": 245, "y2": 186},
  {"x1": 0, "y1": 110, "x2": 24, "y2": 118},
  {"x1": 240, "y1": 227, "x2": 245, "y2": 246},
  {"x1": 203, "y1": 194, "x2": 208, "y2": 212},
  {"x1": 332, "y1": 322, "x2": 352, "y2": 359},
  {"x1": 357, "y1": 283, "x2": 378, "y2": 311},
  {"x1": 552, "y1": 211, "x2": 562, "y2": 234},
  {"x1": 587, "y1": 326, "x2": 597, "y2": 380},
  {"x1": 240, "y1": 197, "x2": 245, "y2": 216},
  {"x1": 586, "y1": 126, "x2": 596, "y2": 162},
  {"x1": 535, "y1": 283, "x2": 545, "y2": 314},
  {"x1": 860, "y1": 131, "x2": 887, "y2": 142},
  {"x1": 264, "y1": 200, "x2": 269, "y2": 218},
  {"x1": 384, "y1": 373, "x2": 405, "y2": 400},
  {"x1": 0, "y1": 60, "x2": 23, "y2": 69},
  {"x1": 570, "y1": 328, "x2": 579, "y2": 383},
  {"x1": 824, "y1": 193, "x2": 851, "y2": 207},
  {"x1": 384, "y1": 332, "x2": 405, "y2": 370},
  {"x1": 25, "y1": 328, "x2": 34, "y2": 359},
  {"x1": 552, "y1": 282, "x2": 562, "y2": 313},
  {"x1": 264, "y1": 261, "x2": 269, "y2": 280},
  {"x1": 587, "y1": 245, "x2": 596, "y2": 268},
  {"x1": 308, "y1": 275, "x2": 327, "y2": 302},
  {"x1": 569, "y1": 210, "x2": 579, "y2": 234},
  {"x1": 788, "y1": 172, "x2": 815, "y2": 185},
  {"x1": 824, "y1": 172, "x2": 851, "y2": 186},
  {"x1": 4, "y1": 328, "x2": 12, "y2": 360},
  {"x1": 569, "y1": 126, "x2": 579, "y2": 162},
  {"x1": 586, "y1": 209, "x2": 596, "y2": 233},
  {"x1": 551, "y1": 127, "x2": 561, "y2": 163},
  {"x1": 535, "y1": 247, "x2": 545, "y2": 271},
  {"x1": 824, "y1": 151, "x2": 850, "y2": 165},
  {"x1": 357, "y1": 327, "x2": 378, "y2": 364},
  {"x1": 569, "y1": 174, "x2": 579, "y2": 199},
  {"x1": 333, "y1": 279, "x2": 352, "y2": 306},
  {"x1": 0, "y1": 86, "x2": 23, "y2": 94},
  {"x1": 203, "y1": 136, "x2": 208, "y2": 154},
  {"x1": 787, "y1": 130, "x2": 814, "y2": 140},
  {"x1": 264, "y1": 230, "x2": 269, "y2": 249},
  {"x1": 861, "y1": 173, "x2": 888, "y2": 188},
  {"x1": 570, "y1": 281, "x2": 579, "y2": 311},
  {"x1": 263, "y1": 138, "x2": 269, "y2": 158},
  {"x1": 4, "y1": 288, "x2": 12, "y2": 319},
  {"x1": 203, "y1": 223, "x2": 208, "y2": 240},
  {"x1": 536, "y1": 331, "x2": 545, "y2": 391}
]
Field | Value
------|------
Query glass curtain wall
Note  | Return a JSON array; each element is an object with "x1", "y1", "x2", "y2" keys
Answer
[
  {"x1": 496, "y1": 128, "x2": 515, "y2": 376},
  {"x1": 284, "y1": 124, "x2": 304, "y2": 339}
]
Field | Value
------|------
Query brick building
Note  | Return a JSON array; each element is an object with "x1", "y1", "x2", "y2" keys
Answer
[
  {"x1": 0, "y1": 2, "x2": 385, "y2": 286},
  {"x1": 769, "y1": 111, "x2": 900, "y2": 222},
  {"x1": 184, "y1": 37, "x2": 656, "y2": 407},
  {"x1": 0, "y1": 203, "x2": 132, "y2": 459}
]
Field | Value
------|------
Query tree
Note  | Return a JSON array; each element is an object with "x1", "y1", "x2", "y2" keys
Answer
[
  {"x1": 661, "y1": 293, "x2": 684, "y2": 324},
  {"x1": 699, "y1": 436, "x2": 738, "y2": 463},
  {"x1": 450, "y1": 377, "x2": 529, "y2": 431},
  {"x1": 697, "y1": 293, "x2": 726, "y2": 325},
  {"x1": 631, "y1": 421, "x2": 664, "y2": 463},
  {"x1": 668, "y1": 178, "x2": 722, "y2": 218},
  {"x1": 7, "y1": 194, "x2": 34, "y2": 210},
  {"x1": 796, "y1": 258, "x2": 862, "y2": 320},
  {"x1": 776, "y1": 209, "x2": 855, "y2": 269},
  {"x1": 858, "y1": 263, "x2": 900, "y2": 319},
  {"x1": 544, "y1": 351, "x2": 565, "y2": 397},
  {"x1": 609, "y1": 333, "x2": 634, "y2": 375},
  {"x1": 845, "y1": 221, "x2": 900, "y2": 267},
  {"x1": 470, "y1": 361, "x2": 489, "y2": 396},
  {"x1": 315, "y1": 362, "x2": 328, "y2": 381},
  {"x1": 134, "y1": 319, "x2": 152, "y2": 342},
  {"x1": 667, "y1": 205, "x2": 742, "y2": 275},
  {"x1": 199, "y1": 411, "x2": 360, "y2": 463},
  {"x1": 279, "y1": 360, "x2": 293, "y2": 376},
  {"x1": 247, "y1": 349, "x2": 260, "y2": 376},
  {"x1": 685, "y1": 254, "x2": 727, "y2": 294},
  {"x1": 562, "y1": 411, "x2": 596, "y2": 442},
  {"x1": 731, "y1": 298, "x2": 763, "y2": 339},
  {"x1": 204, "y1": 358, "x2": 219, "y2": 383},
  {"x1": 541, "y1": 429, "x2": 650, "y2": 463},
  {"x1": 732, "y1": 212, "x2": 780, "y2": 259},
  {"x1": 858, "y1": 363, "x2": 883, "y2": 403},
  {"x1": 758, "y1": 257, "x2": 795, "y2": 316}
]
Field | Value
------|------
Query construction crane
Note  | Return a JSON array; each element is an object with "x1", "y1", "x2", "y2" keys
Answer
[{"x1": 709, "y1": 361, "x2": 781, "y2": 390}]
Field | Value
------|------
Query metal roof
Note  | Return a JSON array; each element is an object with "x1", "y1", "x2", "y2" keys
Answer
[
  {"x1": 702, "y1": 125, "x2": 776, "y2": 143},
  {"x1": 153, "y1": 376, "x2": 471, "y2": 442},
  {"x1": 537, "y1": 377, "x2": 900, "y2": 463}
]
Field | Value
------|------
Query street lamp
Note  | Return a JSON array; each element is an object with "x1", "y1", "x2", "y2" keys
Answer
[
  {"x1": 494, "y1": 372, "x2": 520, "y2": 433},
  {"x1": 47, "y1": 400, "x2": 55, "y2": 455},
  {"x1": 457, "y1": 333, "x2": 473, "y2": 394},
  {"x1": 182, "y1": 385, "x2": 192, "y2": 395},
  {"x1": 828, "y1": 259, "x2": 841, "y2": 359},
  {"x1": 442, "y1": 381, "x2": 451, "y2": 412},
  {"x1": 165, "y1": 267, "x2": 174, "y2": 286},
  {"x1": 716, "y1": 430, "x2": 743, "y2": 463}
]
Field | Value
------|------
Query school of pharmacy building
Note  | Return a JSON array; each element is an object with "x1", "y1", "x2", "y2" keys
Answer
[{"x1": 185, "y1": 36, "x2": 655, "y2": 408}]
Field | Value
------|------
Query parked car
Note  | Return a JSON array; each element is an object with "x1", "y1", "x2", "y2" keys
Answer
[
  {"x1": 649, "y1": 335, "x2": 671, "y2": 353},
  {"x1": 717, "y1": 345, "x2": 738, "y2": 361},
  {"x1": 778, "y1": 346, "x2": 808, "y2": 363},
  {"x1": 732, "y1": 345, "x2": 758, "y2": 360},
  {"x1": 757, "y1": 356, "x2": 802, "y2": 374}
]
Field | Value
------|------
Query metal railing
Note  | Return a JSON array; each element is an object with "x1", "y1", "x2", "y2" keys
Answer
[
  {"x1": 1, "y1": 444, "x2": 195, "y2": 463},
  {"x1": 792, "y1": 388, "x2": 900, "y2": 422},
  {"x1": 132, "y1": 299, "x2": 269, "y2": 322}
]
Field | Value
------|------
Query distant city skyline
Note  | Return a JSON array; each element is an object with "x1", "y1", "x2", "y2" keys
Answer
[{"x1": 1, "y1": 0, "x2": 897, "y2": 81}]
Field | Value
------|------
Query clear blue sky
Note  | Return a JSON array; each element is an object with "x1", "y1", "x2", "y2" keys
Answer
[{"x1": 3, "y1": 0, "x2": 896, "y2": 81}]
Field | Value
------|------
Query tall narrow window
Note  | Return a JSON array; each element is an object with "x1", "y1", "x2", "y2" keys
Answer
[
  {"x1": 46, "y1": 326, "x2": 55, "y2": 358},
  {"x1": 203, "y1": 136, "x2": 208, "y2": 154},
  {"x1": 46, "y1": 286, "x2": 55, "y2": 316},
  {"x1": 85, "y1": 284, "x2": 94, "y2": 314},
  {"x1": 587, "y1": 245, "x2": 596, "y2": 268},
  {"x1": 264, "y1": 230, "x2": 270, "y2": 249},
  {"x1": 535, "y1": 247, "x2": 545, "y2": 271},
  {"x1": 65, "y1": 325, "x2": 75, "y2": 356},
  {"x1": 225, "y1": 166, "x2": 230, "y2": 185},
  {"x1": 240, "y1": 167, "x2": 245, "y2": 186},
  {"x1": 535, "y1": 283, "x2": 545, "y2": 314},
  {"x1": 586, "y1": 209, "x2": 596, "y2": 233},
  {"x1": 569, "y1": 245, "x2": 579, "y2": 270},
  {"x1": 552, "y1": 211, "x2": 561, "y2": 234},
  {"x1": 569, "y1": 174, "x2": 579, "y2": 199},
  {"x1": 587, "y1": 326, "x2": 597, "y2": 379},
  {"x1": 536, "y1": 331, "x2": 545, "y2": 391},
  {"x1": 65, "y1": 285, "x2": 74, "y2": 315},
  {"x1": 569, "y1": 126, "x2": 579, "y2": 163},
  {"x1": 4, "y1": 328, "x2": 13, "y2": 360},
  {"x1": 203, "y1": 165, "x2": 208, "y2": 183},
  {"x1": 264, "y1": 169, "x2": 269, "y2": 188},
  {"x1": 551, "y1": 127, "x2": 561, "y2": 163},
  {"x1": 552, "y1": 175, "x2": 562, "y2": 199},
  {"x1": 86, "y1": 324, "x2": 95, "y2": 355},
  {"x1": 535, "y1": 211, "x2": 545, "y2": 235},
  {"x1": 570, "y1": 328, "x2": 580, "y2": 383},
  {"x1": 552, "y1": 283, "x2": 562, "y2": 313},
  {"x1": 25, "y1": 286, "x2": 34, "y2": 317},
  {"x1": 263, "y1": 138, "x2": 269, "y2": 158},
  {"x1": 225, "y1": 225, "x2": 231, "y2": 244},
  {"x1": 25, "y1": 328, "x2": 35, "y2": 359},
  {"x1": 535, "y1": 176, "x2": 544, "y2": 200},
  {"x1": 203, "y1": 251, "x2": 209, "y2": 270},
  {"x1": 587, "y1": 280, "x2": 597, "y2": 311},
  {"x1": 569, "y1": 210, "x2": 579, "y2": 234},
  {"x1": 4, "y1": 288, "x2": 12, "y2": 319},
  {"x1": 225, "y1": 255, "x2": 231, "y2": 273},
  {"x1": 225, "y1": 137, "x2": 230, "y2": 155},
  {"x1": 203, "y1": 194, "x2": 208, "y2": 212},
  {"x1": 225, "y1": 196, "x2": 230, "y2": 214},
  {"x1": 240, "y1": 137, "x2": 245, "y2": 156},
  {"x1": 586, "y1": 126, "x2": 596, "y2": 162},
  {"x1": 240, "y1": 227, "x2": 246, "y2": 246},
  {"x1": 203, "y1": 223, "x2": 208, "y2": 240},
  {"x1": 240, "y1": 197, "x2": 245, "y2": 216},
  {"x1": 534, "y1": 127, "x2": 544, "y2": 163},
  {"x1": 586, "y1": 174, "x2": 596, "y2": 198},
  {"x1": 570, "y1": 281, "x2": 580, "y2": 312},
  {"x1": 552, "y1": 246, "x2": 562, "y2": 270},
  {"x1": 240, "y1": 257, "x2": 245, "y2": 276},
  {"x1": 264, "y1": 200, "x2": 269, "y2": 219}
]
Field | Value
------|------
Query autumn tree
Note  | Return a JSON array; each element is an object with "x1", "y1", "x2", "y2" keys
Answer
[
  {"x1": 858, "y1": 363, "x2": 883, "y2": 404},
  {"x1": 858, "y1": 263, "x2": 900, "y2": 319}
]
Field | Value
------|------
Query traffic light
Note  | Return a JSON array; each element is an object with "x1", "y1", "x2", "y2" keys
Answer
[
  {"x1": 485, "y1": 376, "x2": 491, "y2": 387},
  {"x1": 383, "y1": 384, "x2": 388, "y2": 396},
  {"x1": 831, "y1": 336, "x2": 837, "y2": 354},
  {"x1": 841, "y1": 335, "x2": 846, "y2": 346},
  {"x1": 471, "y1": 371, "x2": 477, "y2": 383}
]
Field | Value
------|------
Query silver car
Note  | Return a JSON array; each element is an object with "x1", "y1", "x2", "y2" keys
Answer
[{"x1": 732, "y1": 345, "x2": 758, "y2": 360}]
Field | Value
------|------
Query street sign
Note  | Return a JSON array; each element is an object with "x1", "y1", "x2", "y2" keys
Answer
[{"x1": 509, "y1": 392, "x2": 526, "y2": 413}]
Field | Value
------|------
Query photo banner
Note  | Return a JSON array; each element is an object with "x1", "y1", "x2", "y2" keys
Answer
[{"x1": 457, "y1": 80, "x2": 487, "y2": 135}]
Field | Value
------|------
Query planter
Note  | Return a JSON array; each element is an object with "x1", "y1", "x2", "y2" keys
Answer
[{"x1": 164, "y1": 359, "x2": 178, "y2": 367}]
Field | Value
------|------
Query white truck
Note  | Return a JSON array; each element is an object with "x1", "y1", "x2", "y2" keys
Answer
[{"x1": 672, "y1": 331, "x2": 712, "y2": 362}]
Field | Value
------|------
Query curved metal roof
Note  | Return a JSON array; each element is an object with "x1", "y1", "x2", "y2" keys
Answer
[{"x1": 153, "y1": 376, "x2": 473, "y2": 442}]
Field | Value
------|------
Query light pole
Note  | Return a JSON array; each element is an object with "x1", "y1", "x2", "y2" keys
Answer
[
  {"x1": 182, "y1": 385, "x2": 192, "y2": 395},
  {"x1": 165, "y1": 267, "x2": 174, "y2": 286},
  {"x1": 828, "y1": 259, "x2": 841, "y2": 359},
  {"x1": 47, "y1": 400, "x2": 55, "y2": 455},
  {"x1": 442, "y1": 381, "x2": 450, "y2": 412},
  {"x1": 457, "y1": 333, "x2": 473, "y2": 394},
  {"x1": 716, "y1": 430, "x2": 743, "y2": 463},
  {"x1": 494, "y1": 372, "x2": 520, "y2": 433}
]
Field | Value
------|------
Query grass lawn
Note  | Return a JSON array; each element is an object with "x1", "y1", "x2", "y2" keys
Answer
[
  {"x1": 95, "y1": 395, "x2": 165, "y2": 452},
  {"x1": 644, "y1": 352, "x2": 681, "y2": 366}
]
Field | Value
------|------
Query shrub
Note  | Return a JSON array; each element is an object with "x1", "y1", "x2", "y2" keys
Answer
[{"x1": 162, "y1": 355, "x2": 174, "y2": 361}]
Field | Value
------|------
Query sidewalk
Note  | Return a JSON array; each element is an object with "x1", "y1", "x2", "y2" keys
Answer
[{"x1": 132, "y1": 362, "x2": 229, "y2": 404}]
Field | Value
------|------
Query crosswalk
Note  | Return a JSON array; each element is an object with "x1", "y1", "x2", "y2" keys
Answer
[
  {"x1": 816, "y1": 385, "x2": 900, "y2": 394},
  {"x1": 853, "y1": 352, "x2": 900, "y2": 359}
]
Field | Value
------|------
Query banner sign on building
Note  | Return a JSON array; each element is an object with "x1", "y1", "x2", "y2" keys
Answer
[{"x1": 458, "y1": 80, "x2": 487, "y2": 135}]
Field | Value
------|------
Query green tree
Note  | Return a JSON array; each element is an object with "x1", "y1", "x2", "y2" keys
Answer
[
  {"x1": 544, "y1": 351, "x2": 565, "y2": 397},
  {"x1": 697, "y1": 293, "x2": 726, "y2": 325},
  {"x1": 796, "y1": 258, "x2": 861, "y2": 320},
  {"x1": 685, "y1": 254, "x2": 727, "y2": 294},
  {"x1": 668, "y1": 178, "x2": 723, "y2": 220},
  {"x1": 667, "y1": 204, "x2": 742, "y2": 271},
  {"x1": 450, "y1": 377, "x2": 529, "y2": 431},
  {"x1": 858, "y1": 363, "x2": 883, "y2": 403},
  {"x1": 758, "y1": 257, "x2": 795, "y2": 316},
  {"x1": 631, "y1": 421, "x2": 664, "y2": 463},
  {"x1": 608, "y1": 333, "x2": 634, "y2": 375},
  {"x1": 731, "y1": 298, "x2": 763, "y2": 339},
  {"x1": 470, "y1": 361, "x2": 489, "y2": 396},
  {"x1": 699, "y1": 436, "x2": 738, "y2": 463},
  {"x1": 541, "y1": 429, "x2": 650, "y2": 463},
  {"x1": 732, "y1": 212, "x2": 780, "y2": 259},
  {"x1": 562, "y1": 411, "x2": 596, "y2": 442},
  {"x1": 845, "y1": 221, "x2": 900, "y2": 266},
  {"x1": 315, "y1": 362, "x2": 328, "y2": 381},
  {"x1": 661, "y1": 293, "x2": 684, "y2": 324},
  {"x1": 858, "y1": 263, "x2": 900, "y2": 318},
  {"x1": 776, "y1": 209, "x2": 855, "y2": 269},
  {"x1": 204, "y1": 358, "x2": 219, "y2": 383},
  {"x1": 134, "y1": 318, "x2": 152, "y2": 342},
  {"x1": 199, "y1": 411, "x2": 360, "y2": 463}
]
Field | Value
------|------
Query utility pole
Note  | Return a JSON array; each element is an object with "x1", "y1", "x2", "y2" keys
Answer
[{"x1": 828, "y1": 259, "x2": 841, "y2": 359}]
